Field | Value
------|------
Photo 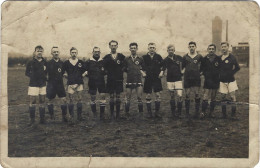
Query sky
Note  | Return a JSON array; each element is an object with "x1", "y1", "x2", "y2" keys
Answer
[{"x1": 1, "y1": 1, "x2": 258, "y2": 58}]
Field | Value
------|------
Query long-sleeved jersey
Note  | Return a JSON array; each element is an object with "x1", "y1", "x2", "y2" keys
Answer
[
  {"x1": 85, "y1": 58, "x2": 106, "y2": 82},
  {"x1": 142, "y1": 53, "x2": 163, "y2": 79},
  {"x1": 25, "y1": 57, "x2": 47, "y2": 87},
  {"x1": 46, "y1": 59, "x2": 65, "y2": 85},
  {"x1": 103, "y1": 53, "x2": 125, "y2": 82},
  {"x1": 123, "y1": 56, "x2": 144, "y2": 84},
  {"x1": 219, "y1": 53, "x2": 240, "y2": 83},
  {"x1": 63, "y1": 59, "x2": 86, "y2": 85},
  {"x1": 182, "y1": 53, "x2": 203, "y2": 80},
  {"x1": 162, "y1": 55, "x2": 183, "y2": 82}
]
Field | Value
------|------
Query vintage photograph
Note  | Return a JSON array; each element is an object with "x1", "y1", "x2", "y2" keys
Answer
[{"x1": 1, "y1": 1, "x2": 259, "y2": 167}]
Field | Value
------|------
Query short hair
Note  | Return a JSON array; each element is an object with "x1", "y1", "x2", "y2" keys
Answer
[
  {"x1": 129, "y1": 42, "x2": 138, "y2": 48},
  {"x1": 148, "y1": 42, "x2": 156, "y2": 46},
  {"x1": 188, "y1": 41, "x2": 196, "y2": 46},
  {"x1": 34, "y1": 45, "x2": 44, "y2": 51},
  {"x1": 51, "y1": 46, "x2": 58, "y2": 50},
  {"x1": 109, "y1": 40, "x2": 118, "y2": 46},
  {"x1": 208, "y1": 44, "x2": 216, "y2": 50},
  {"x1": 167, "y1": 44, "x2": 175, "y2": 50},
  {"x1": 221, "y1": 42, "x2": 229, "y2": 47},
  {"x1": 70, "y1": 47, "x2": 77, "y2": 52},
  {"x1": 92, "y1": 46, "x2": 100, "y2": 52}
]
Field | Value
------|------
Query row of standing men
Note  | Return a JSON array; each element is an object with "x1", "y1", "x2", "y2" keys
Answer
[{"x1": 25, "y1": 41, "x2": 240, "y2": 126}]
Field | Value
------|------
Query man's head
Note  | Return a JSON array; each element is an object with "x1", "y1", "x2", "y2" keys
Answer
[
  {"x1": 207, "y1": 44, "x2": 216, "y2": 55},
  {"x1": 129, "y1": 42, "x2": 138, "y2": 56},
  {"x1": 148, "y1": 42, "x2": 156, "y2": 55},
  {"x1": 188, "y1": 41, "x2": 197, "y2": 54},
  {"x1": 92, "y1": 47, "x2": 101, "y2": 60},
  {"x1": 34, "y1": 45, "x2": 44, "y2": 59},
  {"x1": 167, "y1": 44, "x2": 175, "y2": 56},
  {"x1": 109, "y1": 40, "x2": 118, "y2": 54},
  {"x1": 221, "y1": 42, "x2": 229, "y2": 54},
  {"x1": 70, "y1": 47, "x2": 78, "y2": 60},
  {"x1": 51, "y1": 46, "x2": 59, "y2": 60}
]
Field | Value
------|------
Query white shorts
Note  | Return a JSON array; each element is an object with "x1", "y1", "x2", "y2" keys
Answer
[
  {"x1": 28, "y1": 86, "x2": 46, "y2": 96},
  {"x1": 219, "y1": 80, "x2": 238, "y2": 94},
  {"x1": 167, "y1": 81, "x2": 183, "y2": 96},
  {"x1": 67, "y1": 84, "x2": 84, "y2": 94}
]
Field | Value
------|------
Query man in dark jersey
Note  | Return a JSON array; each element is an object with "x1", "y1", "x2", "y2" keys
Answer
[
  {"x1": 103, "y1": 40, "x2": 125, "y2": 120},
  {"x1": 85, "y1": 47, "x2": 107, "y2": 121},
  {"x1": 142, "y1": 43, "x2": 164, "y2": 118},
  {"x1": 183, "y1": 41, "x2": 203, "y2": 119},
  {"x1": 219, "y1": 42, "x2": 240, "y2": 119},
  {"x1": 200, "y1": 44, "x2": 221, "y2": 119},
  {"x1": 123, "y1": 42, "x2": 145, "y2": 117},
  {"x1": 162, "y1": 44, "x2": 183, "y2": 119},
  {"x1": 63, "y1": 47, "x2": 87, "y2": 122},
  {"x1": 46, "y1": 46, "x2": 68, "y2": 122},
  {"x1": 25, "y1": 45, "x2": 47, "y2": 125}
]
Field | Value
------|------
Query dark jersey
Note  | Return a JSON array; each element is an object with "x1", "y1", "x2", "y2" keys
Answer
[
  {"x1": 200, "y1": 54, "x2": 221, "y2": 89},
  {"x1": 142, "y1": 53, "x2": 164, "y2": 79},
  {"x1": 85, "y1": 58, "x2": 106, "y2": 82},
  {"x1": 46, "y1": 59, "x2": 65, "y2": 85},
  {"x1": 63, "y1": 59, "x2": 86, "y2": 85},
  {"x1": 183, "y1": 53, "x2": 203, "y2": 80},
  {"x1": 162, "y1": 55, "x2": 183, "y2": 82},
  {"x1": 103, "y1": 53, "x2": 125, "y2": 82},
  {"x1": 25, "y1": 57, "x2": 47, "y2": 87},
  {"x1": 219, "y1": 53, "x2": 240, "y2": 83},
  {"x1": 123, "y1": 56, "x2": 144, "y2": 84}
]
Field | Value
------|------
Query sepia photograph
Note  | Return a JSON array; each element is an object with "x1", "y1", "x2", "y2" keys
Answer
[{"x1": 1, "y1": 1, "x2": 259, "y2": 167}]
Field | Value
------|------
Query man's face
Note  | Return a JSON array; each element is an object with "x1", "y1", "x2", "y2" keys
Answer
[
  {"x1": 70, "y1": 49, "x2": 78, "y2": 59},
  {"x1": 148, "y1": 44, "x2": 156, "y2": 54},
  {"x1": 207, "y1": 46, "x2": 216, "y2": 55},
  {"x1": 221, "y1": 44, "x2": 229, "y2": 54},
  {"x1": 109, "y1": 42, "x2": 118, "y2": 53},
  {"x1": 167, "y1": 47, "x2": 175, "y2": 56},
  {"x1": 188, "y1": 44, "x2": 196, "y2": 54},
  {"x1": 35, "y1": 49, "x2": 43, "y2": 59},
  {"x1": 51, "y1": 48, "x2": 59, "y2": 59},
  {"x1": 129, "y1": 45, "x2": 138, "y2": 55},
  {"x1": 93, "y1": 48, "x2": 101, "y2": 59}
]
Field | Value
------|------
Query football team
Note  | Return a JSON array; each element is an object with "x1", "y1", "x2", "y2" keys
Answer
[{"x1": 25, "y1": 41, "x2": 240, "y2": 126}]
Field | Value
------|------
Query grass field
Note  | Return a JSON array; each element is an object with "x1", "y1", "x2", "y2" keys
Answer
[{"x1": 8, "y1": 67, "x2": 249, "y2": 157}]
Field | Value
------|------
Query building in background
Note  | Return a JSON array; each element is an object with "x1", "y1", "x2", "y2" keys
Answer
[
  {"x1": 212, "y1": 16, "x2": 222, "y2": 54},
  {"x1": 232, "y1": 42, "x2": 249, "y2": 67}
]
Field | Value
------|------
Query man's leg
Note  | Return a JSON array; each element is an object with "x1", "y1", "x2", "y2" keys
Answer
[
  {"x1": 90, "y1": 94, "x2": 97, "y2": 120},
  {"x1": 221, "y1": 93, "x2": 227, "y2": 118},
  {"x1": 154, "y1": 92, "x2": 161, "y2": 118},
  {"x1": 109, "y1": 93, "x2": 115, "y2": 120},
  {"x1": 60, "y1": 97, "x2": 68, "y2": 122},
  {"x1": 47, "y1": 98, "x2": 55, "y2": 120},
  {"x1": 185, "y1": 88, "x2": 191, "y2": 118},
  {"x1": 136, "y1": 86, "x2": 143, "y2": 114},
  {"x1": 201, "y1": 89, "x2": 209, "y2": 119},
  {"x1": 194, "y1": 87, "x2": 201, "y2": 119},
  {"x1": 209, "y1": 89, "x2": 217, "y2": 118},
  {"x1": 169, "y1": 91, "x2": 176, "y2": 118},
  {"x1": 99, "y1": 93, "x2": 106, "y2": 121},
  {"x1": 39, "y1": 95, "x2": 46, "y2": 124},
  {"x1": 68, "y1": 93, "x2": 75, "y2": 120},
  {"x1": 125, "y1": 88, "x2": 132, "y2": 116},
  {"x1": 145, "y1": 93, "x2": 153, "y2": 118},
  {"x1": 115, "y1": 93, "x2": 121, "y2": 120},
  {"x1": 76, "y1": 91, "x2": 83, "y2": 121},
  {"x1": 29, "y1": 96, "x2": 37, "y2": 126},
  {"x1": 176, "y1": 89, "x2": 183, "y2": 118},
  {"x1": 230, "y1": 91, "x2": 237, "y2": 119}
]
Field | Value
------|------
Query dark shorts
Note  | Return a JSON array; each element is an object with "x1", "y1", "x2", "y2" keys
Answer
[
  {"x1": 125, "y1": 83, "x2": 143, "y2": 89},
  {"x1": 46, "y1": 82, "x2": 66, "y2": 99},
  {"x1": 88, "y1": 79, "x2": 106, "y2": 95},
  {"x1": 143, "y1": 77, "x2": 162, "y2": 93},
  {"x1": 203, "y1": 77, "x2": 220, "y2": 89},
  {"x1": 184, "y1": 77, "x2": 201, "y2": 88},
  {"x1": 106, "y1": 80, "x2": 123, "y2": 94}
]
